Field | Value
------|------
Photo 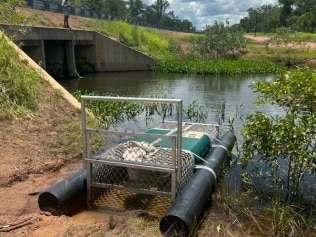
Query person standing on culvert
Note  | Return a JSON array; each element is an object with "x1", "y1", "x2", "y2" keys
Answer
[{"x1": 61, "y1": 0, "x2": 70, "y2": 28}]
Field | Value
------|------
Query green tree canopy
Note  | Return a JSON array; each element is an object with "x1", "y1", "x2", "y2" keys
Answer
[
  {"x1": 151, "y1": 0, "x2": 170, "y2": 22},
  {"x1": 127, "y1": 0, "x2": 145, "y2": 20},
  {"x1": 279, "y1": 0, "x2": 295, "y2": 27},
  {"x1": 193, "y1": 21, "x2": 246, "y2": 59},
  {"x1": 240, "y1": 0, "x2": 316, "y2": 33}
]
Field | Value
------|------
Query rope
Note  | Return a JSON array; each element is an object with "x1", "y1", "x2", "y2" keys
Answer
[
  {"x1": 212, "y1": 144, "x2": 230, "y2": 156},
  {"x1": 75, "y1": 68, "x2": 84, "y2": 79},
  {"x1": 182, "y1": 149, "x2": 208, "y2": 164},
  {"x1": 195, "y1": 165, "x2": 217, "y2": 180}
]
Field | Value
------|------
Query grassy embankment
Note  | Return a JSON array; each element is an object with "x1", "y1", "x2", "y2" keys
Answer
[
  {"x1": 86, "y1": 20, "x2": 276, "y2": 74},
  {"x1": 0, "y1": 33, "x2": 40, "y2": 120},
  {"x1": 86, "y1": 19, "x2": 316, "y2": 73},
  {"x1": 0, "y1": 32, "x2": 83, "y2": 156}
]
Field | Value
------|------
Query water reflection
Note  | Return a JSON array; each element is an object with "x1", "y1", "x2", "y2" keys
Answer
[{"x1": 60, "y1": 71, "x2": 283, "y2": 140}]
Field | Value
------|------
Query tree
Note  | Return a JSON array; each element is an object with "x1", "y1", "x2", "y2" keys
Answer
[
  {"x1": 193, "y1": 21, "x2": 246, "y2": 59},
  {"x1": 141, "y1": 5, "x2": 157, "y2": 25},
  {"x1": 127, "y1": 0, "x2": 144, "y2": 21},
  {"x1": 240, "y1": 0, "x2": 316, "y2": 33},
  {"x1": 151, "y1": 0, "x2": 170, "y2": 24},
  {"x1": 279, "y1": 0, "x2": 295, "y2": 27},
  {"x1": 107, "y1": 0, "x2": 127, "y2": 18},
  {"x1": 260, "y1": 4, "x2": 281, "y2": 32},
  {"x1": 240, "y1": 5, "x2": 280, "y2": 33},
  {"x1": 293, "y1": 0, "x2": 316, "y2": 32},
  {"x1": 241, "y1": 67, "x2": 316, "y2": 203},
  {"x1": 179, "y1": 19, "x2": 195, "y2": 32},
  {"x1": 81, "y1": 0, "x2": 107, "y2": 12},
  {"x1": 81, "y1": 0, "x2": 127, "y2": 18}
]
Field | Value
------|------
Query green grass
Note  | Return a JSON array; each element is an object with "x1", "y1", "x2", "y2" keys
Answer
[
  {"x1": 242, "y1": 36, "x2": 316, "y2": 68},
  {"x1": 297, "y1": 32, "x2": 316, "y2": 42},
  {"x1": 153, "y1": 58, "x2": 279, "y2": 74},
  {"x1": 0, "y1": 31, "x2": 84, "y2": 156},
  {"x1": 84, "y1": 20, "x2": 283, "y2": 74},
  {"x1": 44, "y1": 116, "x2": 82, "y2": 155},
  {"x1": 88, "y1": 19, "x2": 316, "y2": 74},
  {"x1": 85, "y1": 19, "x2": 193, "y2": 60},
  {"x1": 0, "y1": 33, "x2": 40, "y2": 120},
  {"x1": 25, "y1": 8, "x2": 316, "y2": 73}
]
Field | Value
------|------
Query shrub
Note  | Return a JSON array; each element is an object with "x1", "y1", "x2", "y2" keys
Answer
[{"x1": 241, "y1": 67, "x2": 316, "y2": 203}]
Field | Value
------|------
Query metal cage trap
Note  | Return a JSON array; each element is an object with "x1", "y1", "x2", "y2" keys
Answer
[{"x1": 81, "y1": 96, "x2": 219, "y2": 215}]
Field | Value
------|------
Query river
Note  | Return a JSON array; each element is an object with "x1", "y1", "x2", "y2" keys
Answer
[{"x1": 60, "y1": 71, "x2": 283, "y2": 144}]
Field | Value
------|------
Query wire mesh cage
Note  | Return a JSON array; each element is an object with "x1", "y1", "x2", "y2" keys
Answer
[
  {"x1": 81, "y1": 96, "x2": 219, "y2": 213},
  {"x1": 91, "y1": 146, "x2": 196, "y2": 195}
]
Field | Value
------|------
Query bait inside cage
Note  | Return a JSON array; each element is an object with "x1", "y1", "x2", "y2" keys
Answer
[{"x1": 81, "y1": 96, "x2": 219, "y2": 215}]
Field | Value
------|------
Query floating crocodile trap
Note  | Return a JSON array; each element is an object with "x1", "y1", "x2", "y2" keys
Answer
[{"x1": 81, "y1": 96, "x2": 220, "y2": 214}]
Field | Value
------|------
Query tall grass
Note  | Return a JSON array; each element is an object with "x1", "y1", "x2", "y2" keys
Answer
[
  {"x1": 211, "y1": 175, "x2": 316, "y2": 237},
  {"x1": 297, "y1": 32, "x2": 316, "y2": 42},
  {"x1": 243, "y1": 35, "x2": 316, "y2": 68},
  {"x1": 86, "y1": 19, "x2": 184, "y2": 59},
  {"x1": 0, "y1": 33, "x2": 40, "y2": 119},
  {"x1": 85, "y1": 20, "x2": 289, "y2": 74}
]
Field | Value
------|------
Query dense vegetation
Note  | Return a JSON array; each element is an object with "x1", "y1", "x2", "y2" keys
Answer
[
  {"x1": 240, "y1": 0, "x2": 316, "y2": 34},
  {"x1": 238, "y1": 67, "x2": 316, "y2": 236},
  {"x1": 85, "y1": 19, "x2": 181, "y2": 60},
  {"x1": 0, "y1": 0, "x2": 39, "y2": 119},
  {"x1": 0, "y1": 0, "x2": 30, "y2": 25},
  {"x1": 77, "y1": 4, "x2": 316, "y2": 236},
  {"x1": 87, "y1": 19, "x2": 283, "y2": 74},
  {"x1": 0, "y1": 33, "x2": 40, "y2": 120},
  {"x1": 153, "y1": 59, "x2": 277, "y2": 74}
]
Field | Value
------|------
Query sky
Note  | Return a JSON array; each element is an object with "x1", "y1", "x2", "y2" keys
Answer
[{"x1": 142, "y1": 0, "x2": 279, "y2": 30}]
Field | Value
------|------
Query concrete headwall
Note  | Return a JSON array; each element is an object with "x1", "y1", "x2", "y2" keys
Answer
[
  {"x1": 93, "y1": 32, "x2": 156, "y2": 72},
  {"x1": 0, "y1": 24, "x2": 157, "y2": 78}
]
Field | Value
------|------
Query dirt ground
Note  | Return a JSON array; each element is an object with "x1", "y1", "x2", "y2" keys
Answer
[
  {"x1": 244, "y1": 34, "x2": 316, "y2": 49},
  {"x1": 1, "y1": 7, "x2": 315, "y2": 237}
]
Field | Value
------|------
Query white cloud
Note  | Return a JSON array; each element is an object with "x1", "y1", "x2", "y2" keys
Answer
[{"x1": 141, "y1": 0, "x2": 279, "y2": 30}]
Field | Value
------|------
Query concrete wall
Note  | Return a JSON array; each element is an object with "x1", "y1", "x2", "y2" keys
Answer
[
  {"x1": 93, "y1": 32, "x2": 156, "y2": 72},
  {"x1": 20, "y1": 40, "x2": 44, "y2": 66},
  {"x1": 0, "y1": 24, "x2": 157, "y2": 78},
  {"x1": 15, "y1": 26, "x2": 95, "y2": 41}
]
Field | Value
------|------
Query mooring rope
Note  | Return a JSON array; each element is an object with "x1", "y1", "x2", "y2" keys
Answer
[
  {"x1": 194, "y1": 165, "x2": 217, "y2": 180},
  {"x1": 212, "y1": 144, "x2": 230, "y2": 156}
]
